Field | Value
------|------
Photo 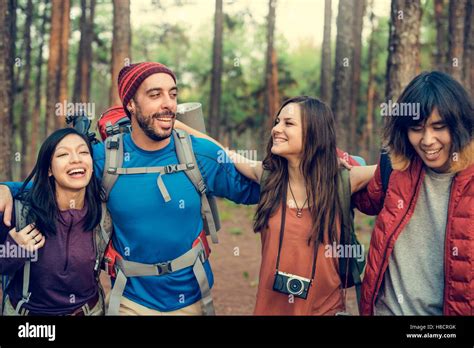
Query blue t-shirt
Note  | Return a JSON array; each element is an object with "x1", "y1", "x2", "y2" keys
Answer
[{"x1": 5, "y1": 133, "x2": 260, "y2": 311}]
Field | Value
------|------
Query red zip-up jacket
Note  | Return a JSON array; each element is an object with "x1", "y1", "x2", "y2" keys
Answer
[{"x1": 352, "y1": 142, "x2": 474, "y2": 315}]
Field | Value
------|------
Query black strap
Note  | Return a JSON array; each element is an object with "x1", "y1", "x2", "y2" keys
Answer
[
  {"x1": 275, "y1": 185, "x2": 319, "y2": 283},
  {"x1": 380, "y1": 150, "x2": 392, "y2": 194}
]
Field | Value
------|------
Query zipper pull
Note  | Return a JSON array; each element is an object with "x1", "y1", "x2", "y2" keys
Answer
[{"x1": 94, "y1": 258, "x2": 100, "y2": 272}]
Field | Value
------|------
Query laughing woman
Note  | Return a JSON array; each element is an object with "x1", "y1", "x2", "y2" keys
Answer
[
  {"x1": 176, "y1": 96, "x2": 377, "y2": 315},
  {"x1": 0, "y1": 128, "x2": 104, "y2": 316}
]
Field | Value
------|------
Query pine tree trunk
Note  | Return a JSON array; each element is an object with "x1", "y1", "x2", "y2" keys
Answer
[
  {"x1": 320, "y1": 0, "x2": 332, "y2": 105},
  {"x1": 30, "y1": 0, "x2": 49, "y2": 169},
  {"x1": 434, "y1": 0, "x2": 448, "y2": 72},
  {"x1": 463, "y1": 0, "x2": 473, "y2": 94},
  {"x1": 110, "y1": 0, "x2": 131, "y2": 106},
  {"x1": 55, "y1": 0, "x2": 70, "y2": 129},
  {"x1": 74, "y1": 0, "x2": 95, "y2": 104},
  {"x1": 209, "y1": 0, "x2": 223, "y2": 140},
  {"x1": 447, "y1": 0, "x2": 466, "y2": 82},
  {"x1": 365, "y1": 1, "x2": 377, "y2": 164},
  {"x1": 0, "y1": 0, "x2": 15, "y2": 181},
  {"x1": 385, "y1": 0, "x2": 422, "y2": 102},
  {"x1": 269, "y1": 49, "x2": 280, "y2": 120},
  {"x1": 261, "y1": 0, "x2": 277, "y2": 153},
  {"x1": 332, "y1": 0, "x2": 354, "y2": 152},
  {"x1": 46, "y1": 0, "x2": 70, "y2": 134},
  {"x1": 20, "y1": 0, "x2": 34, "y2": 178},
  {"x1": 350, "y1": 0, "x2": 366, "y2": 154}
]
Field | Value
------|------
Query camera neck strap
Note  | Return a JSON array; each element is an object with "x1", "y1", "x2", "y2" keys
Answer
[{"x1": 275, "y1": 184, "x2": 319, "y2": 283}]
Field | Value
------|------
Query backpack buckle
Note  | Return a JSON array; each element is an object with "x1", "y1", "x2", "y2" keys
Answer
[
  {"x1": 197, "y1": 179, "x2": 207, "y2": 194},
  {"x1": 165, "y1": 164, "x2": 178, "y2": 174},
  {"x1": 198, "y1": 248, "x2": 207, "y2": 264},
  {"x1": 107, "y1": 140, "x2": 119, "y2": 150},
  {"x1": 156, "y1": 261, "x2": 172, "y2": 275},
  {"x1": 107, "y1": 167, "x2": 117, "y2": 174}
]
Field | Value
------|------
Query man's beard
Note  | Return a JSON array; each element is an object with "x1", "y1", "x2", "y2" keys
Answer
[{"x1": 135, "y1": 107, "x2": 176, "y2": 142}]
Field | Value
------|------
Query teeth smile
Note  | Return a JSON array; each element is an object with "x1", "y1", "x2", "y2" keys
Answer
[
  {"x1": 423, "y1": 149, "x2": 441, "y2": 155},
  {"x1": 67, "y1": 168, "x2": 85, "y2": 175}
]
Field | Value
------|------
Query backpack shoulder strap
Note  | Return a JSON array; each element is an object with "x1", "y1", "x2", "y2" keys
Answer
[
  {"x1": 380, "y1": 150, "x2": 393, "y2": 194},
  {"x1": 337, "y1": 169, "x2": 363, "y2": 305},
  {"x1": 102, "y1": 133, "x2": 124, "y2": 201},
  {"x1": 94, "y1": 202, "x2": 113, "y2": 276},
  {"x1": 173, "y1": 129, "x2": 220, "y2": 244},
  {"x1": 11, "y1": 200, "x2": 32, "y2": 315},
  {"x1": 337, "y1": 169, "x2": 352, "y2": 245},
  {"x1": 14, "y1": 199, "x2": 28, "y2": 231},
  {"x1": 96, "y1": 134, "x2": 123, "y2": 276}
]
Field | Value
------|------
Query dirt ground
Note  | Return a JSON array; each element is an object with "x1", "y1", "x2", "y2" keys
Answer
[{"x1": 2, "y1": 199, "x2": 372, "y2": 315}]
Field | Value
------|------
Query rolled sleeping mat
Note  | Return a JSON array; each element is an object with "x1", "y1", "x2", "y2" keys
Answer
[
  {"x1": 177, "y1": 102, "x2": 207, "y2": 133},
  {"x1": 176, "y1": 103, "x2": 221, "y2": 233}
]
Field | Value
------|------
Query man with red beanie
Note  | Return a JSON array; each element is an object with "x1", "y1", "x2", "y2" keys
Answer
[{"x1": 0, "y1": 62, "x2": 260, "y2": 315}]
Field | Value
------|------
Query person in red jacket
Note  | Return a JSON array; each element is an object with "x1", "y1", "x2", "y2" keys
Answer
[{"x1": 352, "y1": 71, "x2": 474, "y2": 316}]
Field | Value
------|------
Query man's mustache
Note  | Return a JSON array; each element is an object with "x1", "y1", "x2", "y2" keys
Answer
[{"x1": 151, "y1": 111, "x2": 176, "y2": 119}]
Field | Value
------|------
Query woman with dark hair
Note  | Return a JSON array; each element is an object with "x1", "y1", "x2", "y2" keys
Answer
[
  {"x1": 352, "y1": 71, "x2": 474, "y2": 315},
  {"x1": 176, "y1": 96, "x2": 377, "y2": 315},
  {"x1": 0, "y1": 128, "x2": 104, "y2": 316}
]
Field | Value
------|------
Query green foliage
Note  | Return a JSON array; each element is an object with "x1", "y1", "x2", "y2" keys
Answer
[{"x1": 229, "y1": 227, "x2": 243, "y2": 236}]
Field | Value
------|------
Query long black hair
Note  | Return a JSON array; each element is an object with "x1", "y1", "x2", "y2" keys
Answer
[{"x1": 16, "y1": 128, "x2": 102, "y2": 237}]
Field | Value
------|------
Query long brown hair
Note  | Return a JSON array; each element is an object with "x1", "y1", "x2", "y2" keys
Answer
[{"x1": 253, "y1": 96, "x2": 342, "y2": 245}]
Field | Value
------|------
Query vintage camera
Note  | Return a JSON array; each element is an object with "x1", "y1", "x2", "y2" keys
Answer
[{"x1": 273, "y1": 271, "x2": 311, "y2": 300}]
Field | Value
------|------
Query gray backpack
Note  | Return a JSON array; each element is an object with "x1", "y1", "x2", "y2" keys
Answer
[{"x1": 98, "y1": 129, "x2": 221, "y2": 315}]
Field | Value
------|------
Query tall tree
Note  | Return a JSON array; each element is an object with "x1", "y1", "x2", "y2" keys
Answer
[
  {"x1": 447, "y1": 0, "x2": 467, "y2": 82},
  {"x1": 46, "y1": 0, "x2": 71, "y2": 134},
  {"x1": 463, "y1": 0, "x2": 473, "y2": 94},
  {"x1": 385, "y1": 0, "x2": 422, "y2": 102},
  {"x1": 320, "y1": 0, "x2": 332, "y2": 104},
  {"x1": 56, "y1": 0, "x2": 71, "y2": 129},
  {"x1": 0, "y1": 0, "x2": 15, "y2": 181},
  {"x1": 434, "y1": 0, "x2": 448, "y2": 72},
  {"x1": 73, "y1": 0, "x2": 96, "y2": 103},
  {"x1": 208, "y1": 0, "x2": 223, "y2": 140},
  {"x1": 31, "y1": 0, "x2": 49, "y2": 168},
  {"x1": 349, "y1": 0, "x2": 366, "y2": 153},
  {"x1": 332, "y1": 0, "x2": 354, "y2": 151},
  {"x1": 110, "y1": 0, "x2": 131, "y2": 106},
  {"x1": 448, "y1": 0, "x2": 466, "y2": 82},
  {"x1": 263, "y1": 0, "x2": 278, "y2": 140},
  {"x1": 20, "y1": 0, "x2": 34, "y2": 178},
  {"x1": 363, "y1": 0, "x2": 377, "y2": 163}
]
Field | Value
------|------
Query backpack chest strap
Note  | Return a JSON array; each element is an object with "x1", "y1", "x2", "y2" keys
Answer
[
  {"x1": 106, "y1": 163, "x2": 194, "y2": 202},
  {"x1": 109, "y1": 163, "x2": 194, "y2": 176}
]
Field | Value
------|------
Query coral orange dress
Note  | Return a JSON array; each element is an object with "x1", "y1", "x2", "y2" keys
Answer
[{"x1": 254, "y1": 204, "x2": 345, "y2": 315}]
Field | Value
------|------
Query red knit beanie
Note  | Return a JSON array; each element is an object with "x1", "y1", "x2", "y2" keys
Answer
[{"x1": 117, "y1": 62, "x2": 177, "y2": 117}]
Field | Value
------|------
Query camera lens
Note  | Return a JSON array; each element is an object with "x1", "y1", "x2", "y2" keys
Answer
[{"x1": 287, "y1": 277, "x2": 304, "y2": 295}]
